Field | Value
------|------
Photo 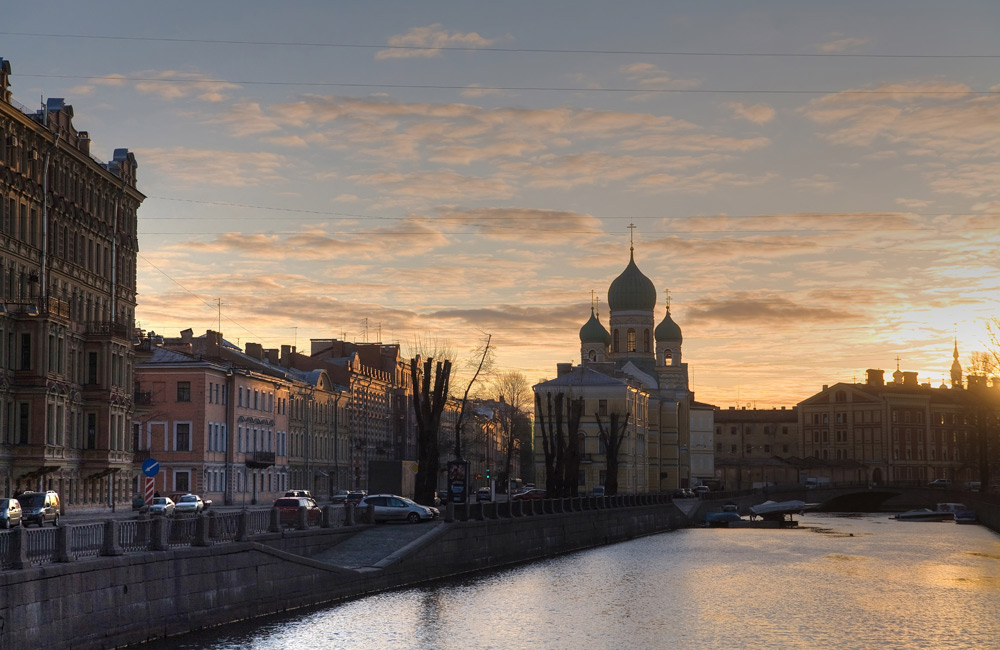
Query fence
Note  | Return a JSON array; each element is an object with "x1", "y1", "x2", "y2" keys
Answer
[
  {"x1": 0, "y1": 505, "x2": 344, "y2": 570},
  {"x1": 1, "y1": 494, "x2": 681, "y2": 571}
]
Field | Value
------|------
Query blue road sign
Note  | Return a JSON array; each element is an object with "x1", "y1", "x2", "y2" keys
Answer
[{"x1": 141, "y1": 457, "x2": 160, "y2": 478}]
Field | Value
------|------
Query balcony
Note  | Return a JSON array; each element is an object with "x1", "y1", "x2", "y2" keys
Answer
[
  {"x1": 85, "y1": 320, "x2": 131, "y2": 339},
  {"x1": 246, "y1": 450, "x2": 276, "y2": 469}
]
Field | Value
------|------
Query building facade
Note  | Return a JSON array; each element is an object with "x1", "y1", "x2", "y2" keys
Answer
[
  {"x1": 797, "y1": 363, "x2": 999, "y2": 487},
  {"x1": 712, "y1": 406, "x2": 800, "y2": 489},
  {"x1": 533, "y1": 246, "x2": 712, "y2": 494},
  {"x1": 0, "y1": 58, "x2": 142, "y2": 509}
]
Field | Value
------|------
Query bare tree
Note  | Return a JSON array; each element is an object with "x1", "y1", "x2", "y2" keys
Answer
[
  {"x1": 493, "y1": 371, "x2": 530, "y2": 491},
  {"x1": 595, "y1": 411, "x2": 630, "y2": 496},
  {"x1": 534, "y1": 391, "x2": 584, "y2": 498},
  {"x1": 451, "y1": 334, "x2": 494, "y2": 459},
  {"x1": 411, "y1": 356, "x2": 452, "y2": 506}
]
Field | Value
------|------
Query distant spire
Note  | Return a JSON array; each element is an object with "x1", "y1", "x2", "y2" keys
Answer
[
  {"x1": 951, "y1": 336, "x2": 963, "y2": 388},
  {"x1": 627, "y1": 222, "x2": 636, "y2": 255}
]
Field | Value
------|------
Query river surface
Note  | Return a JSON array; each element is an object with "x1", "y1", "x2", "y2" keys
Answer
[{"x1": 151, "y1": 513, "x2": 1000, "y2": 650}]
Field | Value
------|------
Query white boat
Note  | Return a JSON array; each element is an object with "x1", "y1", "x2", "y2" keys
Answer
[
  {"x1": 750, "y1": 500, "x2": 815, "y2": 519},
  {"x1": 893, "y1": 508, "x2": 953, "y2": 522}
]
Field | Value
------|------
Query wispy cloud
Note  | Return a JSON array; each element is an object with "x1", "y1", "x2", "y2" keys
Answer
[
  {"x1": 816, "y1": 34, "x2": 870, "y2": 53},
  {"x1": 376, "y1": 23, "x2": 503, "y2": 59},
  {"x1": 135, "y1": 147, "x2": 288, "y2": 187},
  {"x1": 728, "y1": 102, "x2": 776, "y2": 125}
]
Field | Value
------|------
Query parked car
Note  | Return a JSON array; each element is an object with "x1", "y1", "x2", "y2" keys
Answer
[
  {"x1": 591, "y1": 486, "x2": 606, "y2": 497},
  {"x1": 273, "y1": 497, "x2": 322, "y2": 526},
  {"x1": 476, "y1": 487, "x2": 492, "y2": 502},
  {"x1": 17, "y1": 491, "x2": 60, "y2": 527},
  {"x1": 345, "y1": 490, "x2": 367, "y2": 505},
  {"x1": 174, "y1": 494, "x2": 205, "y2": 514},
  {"x1": 693, "y1": 486, "x2": 710, "y2": 495},
  {"x1": 149, "y1": 497, "x2": 175, "y2": 517},
  {"x1": 0, "y1": 498, "x2": 22, "y2": 528},
  {"x1": 512, "y1": 488, "x2": 546, "y2": 501},
  {"x1": 929, "y1": 479, "x2": 952, "y2": 488},
  {"x1": 131, "y1": 495, "x2": 146, "y2": 511},
  {"x1": 284, "y1": 489, "x2": 313, "y2": 499},
  {"x1": 331, "y1": 490, "x2": 350, "y2": 504},
  {"x1": 964, "y1": 481, "x2": 981, "y2": 492},
  {"x1": 358, "y1": 494, "x2": 436, "y2": 523}
]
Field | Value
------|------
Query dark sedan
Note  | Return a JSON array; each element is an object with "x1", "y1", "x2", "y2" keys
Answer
[
  {"x1": 512, "y1": 488, "x2": 547, "y2": 501},
  {"x1": 273, "y1": 497, "x2": 321, "y2": 526}
]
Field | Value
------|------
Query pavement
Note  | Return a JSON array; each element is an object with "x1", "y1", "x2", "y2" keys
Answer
[{"x1": 311, "y1": 520, "x2": 443, "y2": 569}]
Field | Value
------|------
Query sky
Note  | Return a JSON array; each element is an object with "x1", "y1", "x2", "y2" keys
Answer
[{"x1": 3, "y1": 2, "x2": 1000, "y2": 408}]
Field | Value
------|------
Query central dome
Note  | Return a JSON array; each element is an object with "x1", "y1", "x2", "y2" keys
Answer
[{"x1": 608, "y1": 251, "x2": 656, "y2": 312}]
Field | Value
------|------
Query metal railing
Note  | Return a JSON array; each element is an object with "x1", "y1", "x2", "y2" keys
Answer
[{"x1": 0, "y1": 494, "x2": 679, "y2": 570}]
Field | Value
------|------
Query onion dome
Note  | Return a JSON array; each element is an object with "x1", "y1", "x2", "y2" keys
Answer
[
  {"x1": 608, "y1": 250, "x2": 656, "y2": 312},
  {"x1": 655, "y1": 308, "x2": 683, "y2": 342},
  {"x1": 580, "y1": 308, "x2": 611, "y2": 345}
]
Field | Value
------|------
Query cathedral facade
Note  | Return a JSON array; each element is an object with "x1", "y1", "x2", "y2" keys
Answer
[{"x1": 533, "y1": 247, "x2": 714, "y2": 494}]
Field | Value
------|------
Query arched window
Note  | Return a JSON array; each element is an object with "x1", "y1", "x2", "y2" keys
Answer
[
  {"x1": 627, "y1": 328, "x2": 636, "y2": 352},
  {"x1": 588, "y1": 350, "x2": 597, "y2": 361}
]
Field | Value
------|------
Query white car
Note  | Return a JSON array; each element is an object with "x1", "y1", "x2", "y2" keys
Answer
[
  {"x1": 174, "y1": 494, "x2": 205, "y2": 514},
  {"x1": 149, "y1": 497, "x2": 175, "y2": 516},
  {"x1": 358, "y1": 494, "x2": 436, "y2": 523}
]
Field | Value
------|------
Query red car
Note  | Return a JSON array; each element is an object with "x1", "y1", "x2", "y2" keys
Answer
[
  {"x1": 273, "y1": 497, "x2": 321, "y2": 526},
  {"x1": 512, "y1": 488, "x2": 547, "y2": 501}
]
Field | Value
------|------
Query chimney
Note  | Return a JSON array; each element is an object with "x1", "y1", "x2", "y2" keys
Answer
[
  {"x1": 866, "y1": 369, "x2": 884, "y2": 387},
  {"x1": 556, "y1": 363, "x2": 572, "y2": 376},
  {"x1": 206, "y1": 330, "x2": 222, "y2": 358},
  {"x1": 180, "y1": 328, "x2": 193, "y2": 344},
  {"x1": 244, "y1": 342, "x2": 263, "y2": 360},
  {"x1": 265, "y1": 348, "x2": 279, "y2": 365},
  {"x1": 902, "y1": 372, "x2": 918, "y2": 387},
  {"x1": 78, "y1": 131, "x2": 90, "y2": 156}
]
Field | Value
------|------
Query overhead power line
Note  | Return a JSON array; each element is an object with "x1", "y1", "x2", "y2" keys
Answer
[
  {"x1": 17, "y1": 73, "x2": 1000, "y2": 95},
  {"x1": 3, "y1": 31, "x2": 1000, "y2": 59}
]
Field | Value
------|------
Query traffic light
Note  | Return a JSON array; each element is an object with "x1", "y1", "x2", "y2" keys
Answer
[{"x1": 486, "y1": 468, "x2": 491, "y2": 480}]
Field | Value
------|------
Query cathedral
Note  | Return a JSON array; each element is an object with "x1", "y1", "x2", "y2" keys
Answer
[{"x1": 533, "y1": 244, "x2": 714, "y2": 494}]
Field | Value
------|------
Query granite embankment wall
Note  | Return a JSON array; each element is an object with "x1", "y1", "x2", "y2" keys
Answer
[{"x1": 0, "y1": 502, "x2": 684, "y2": 650}]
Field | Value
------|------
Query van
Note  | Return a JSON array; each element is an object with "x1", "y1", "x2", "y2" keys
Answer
[{"x1": 17, "y1": 490, "x2": 60, "y2": 527}]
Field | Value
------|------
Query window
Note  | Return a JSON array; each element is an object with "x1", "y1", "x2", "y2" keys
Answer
[
  {"x1": 177, "y1": 381, "x2": 191, "y2": 402},
  {"x1": 175, "y1": 470, "x2": 190, "y2": 493},
  {"x1": 598, "y1": 399, "x2": 608, "y2": 417},
  {"x1": 19, "y1": 333, "x2": 30, "y2": 370},
  {"x1": 176, "y1": 423, "x2": 191, "y2": 451},
  {"x1": 626, "y1": 328, "x2": 636, "y2": 353}
]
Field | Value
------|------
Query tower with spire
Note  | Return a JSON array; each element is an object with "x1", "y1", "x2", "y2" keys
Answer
[{"x1": 951, "y1": 337, "x2": 964, "y2": 389}]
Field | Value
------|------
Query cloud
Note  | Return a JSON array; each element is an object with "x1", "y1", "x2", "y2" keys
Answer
[
  {"x1": 132, "y1": 70, "x2": 241, "y2": 102},
  {"x1": 618, "y1": 62, "x2": 701, "y2": 89},
  {"x1": 684, "y1": 293, "x2": 862, "y2": 326},
  {"x1": 68, "y1": 73, "x2": 128, "y2": 96},
  {"x1": 816, "y1": 35, "x2": 870, "y2": 53},
  {"x1": 134, "y1": 147, "x2": 288, "y2": 187},
  {"x1": 432, "y1": 207, "x2": 604, "y2": 243},
  {"x1": 729, "y1": 102, "x2": 776, "y2": 125},
  {"x1": 376, "y1": 23, "x2": 502, "y2": 59},
  {"x1": 348, "y1": 170, "x2": 516, "y2": 201}
]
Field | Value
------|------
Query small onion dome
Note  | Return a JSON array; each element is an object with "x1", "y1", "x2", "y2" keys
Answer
[
  {"x1": 580, "y1": 308, "x2": 611, "y2": 345},
  {"x1": 608, "y1": 251, "x2": 656, "y2": 312},
  {"x1": 655, "y1": 309, "x2": 682, "y2": 343}
]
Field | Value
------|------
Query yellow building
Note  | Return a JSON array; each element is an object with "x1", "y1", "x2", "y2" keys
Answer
[{"x1": 533, "y1": 246, "x2": 712, "y2": 494}]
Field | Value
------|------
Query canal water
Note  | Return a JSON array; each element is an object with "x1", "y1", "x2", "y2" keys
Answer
[{"x1": 151, "y1": 513, "x2": 1000, "y2": 650}]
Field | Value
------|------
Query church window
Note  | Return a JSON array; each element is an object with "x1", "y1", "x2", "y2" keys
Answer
[
  {"x1": 588, "y1": 350, "x2": 596, "y2": 362},
  {"x1": 665, "y1": 349, "x2": 672, "y2": 362},
  {"x1": 626, "y1": 328, "x2": 636, "y2": 352}
]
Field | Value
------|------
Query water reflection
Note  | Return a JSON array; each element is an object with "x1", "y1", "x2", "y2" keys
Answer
[{"x1": 150, "y1": 514, "x2": 1000, "y2": 650}]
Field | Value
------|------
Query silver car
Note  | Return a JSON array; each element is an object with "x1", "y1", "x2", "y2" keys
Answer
[
  {"x1": 149, "y1": 497, "x2": 175, "y2": 516},
  {"x1": 358, "y1": 494, "x2": 436, "y2": 523},
  {"x1": 174, "y1": 494, "x2": 204, "y2": 514},
  {"x1": 0, "y1": 498, "x2": 22, "y2": 528}
]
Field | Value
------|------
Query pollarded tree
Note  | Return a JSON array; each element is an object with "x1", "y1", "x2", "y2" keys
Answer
[
  {"x1": 595, "y1": 410, "x2": 630, "y2": 496},
  {"x1": 534, "y1": 391, "x2": 585, "y2": 497},
  {"x1": 411, "y1": 356, "x2": 451, "y2": 506}
]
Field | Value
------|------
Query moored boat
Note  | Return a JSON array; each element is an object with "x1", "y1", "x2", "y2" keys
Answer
[
  {"x1": 893, "y1": 508, "x2": 953, "y2": 522},
  {"x1": 705, "y1": 511, "x2": 743, "y2": 527}
]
